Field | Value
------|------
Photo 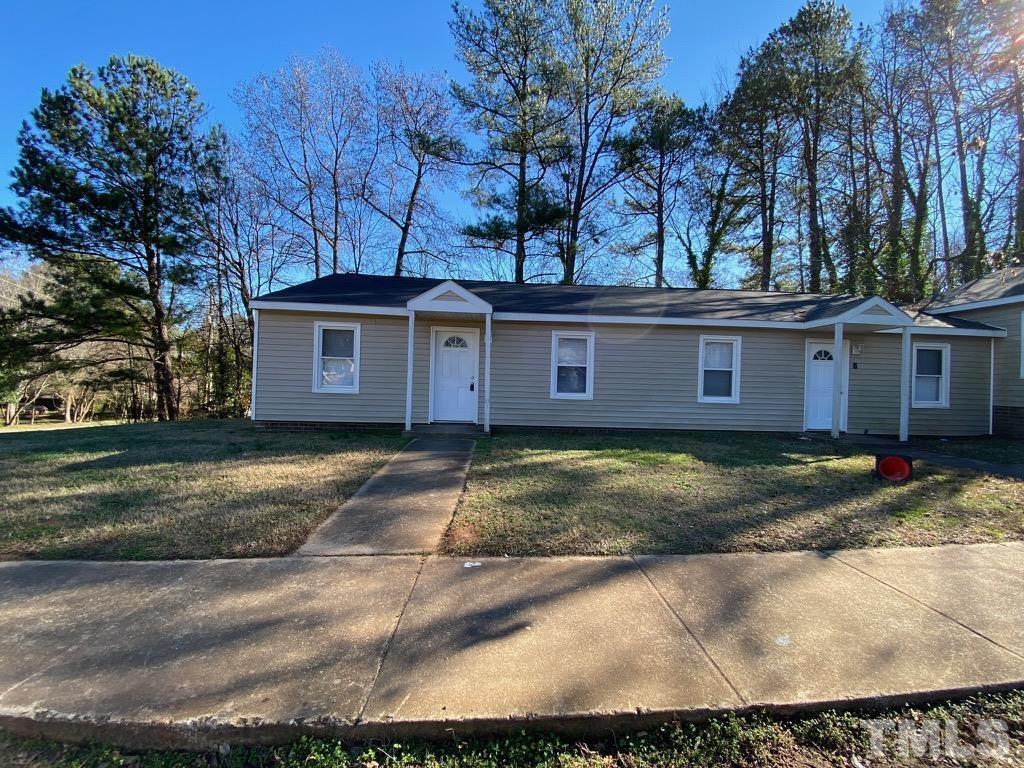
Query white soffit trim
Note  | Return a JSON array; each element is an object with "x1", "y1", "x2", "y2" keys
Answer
[
  {"x1": 928, "y1": 295, "x2": 1024, "y2": 314},
  {"x1": 803, "y1": 295, "x2": 914, "y2": 328},
  {"x1": 248, "y1": 300, "x2": 408, "y2": 316},
  {"x1": 407, "y1": 280, "x2": 492, "y2": 313},
  {"x1": 877, "y1": 326, "x2": 1007, "y2": 338}
]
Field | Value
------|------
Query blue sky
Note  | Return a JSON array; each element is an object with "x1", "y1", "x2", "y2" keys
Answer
[{"x1": 0, "y1": 0, "x2": 887, "y2": 210}]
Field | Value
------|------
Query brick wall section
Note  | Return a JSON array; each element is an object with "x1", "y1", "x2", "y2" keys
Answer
[{"x1": 993, "y1": 406, "x2": 1024, "y2": 437}]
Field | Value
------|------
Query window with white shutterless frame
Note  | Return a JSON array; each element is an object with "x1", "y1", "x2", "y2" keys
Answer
[
  {"x1": 912, "y1": 342, "x2": 950, "y2": 408},
  {"x1": 550, "y1": 331, "x2": 594, "y2": 399},
  {"x1": 313, "y1": 321, "x2": 360, "y2": 394},
  {"x1": 697, "y1": 335, "x2": 741, "y2": 404}
]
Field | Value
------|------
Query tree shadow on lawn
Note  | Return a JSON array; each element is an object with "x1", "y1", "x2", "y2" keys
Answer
[
  {"x1": 449, "y1": 432, "x2": 1017, "y2": 557},
  {"x1": 0, "y1": 420, "x2": 407, "y2": 560}
]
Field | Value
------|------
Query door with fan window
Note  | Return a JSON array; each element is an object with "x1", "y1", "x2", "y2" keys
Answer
[
  {"x1": 804, "y1": 340, "x2": 849, "y2": 431},
  {"x1": 432, "y1": 329, "x2": 479, "y2": 422}
]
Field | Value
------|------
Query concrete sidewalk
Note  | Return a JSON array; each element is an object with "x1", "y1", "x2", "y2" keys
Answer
[
  {"x1": 296, "y1": 437, "x2": 474, "y2": 556},
  {"x1": 0, "y1": 543, "x2": 1022, "y2": 749}
]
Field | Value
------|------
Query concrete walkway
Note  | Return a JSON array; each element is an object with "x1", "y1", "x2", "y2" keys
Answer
[
  {"x1": 1, "y1": 542, "x2": 1022, "y2": 749},
  {"x1": 296, "y1": 437, "x2": 474, "y2": 556}
]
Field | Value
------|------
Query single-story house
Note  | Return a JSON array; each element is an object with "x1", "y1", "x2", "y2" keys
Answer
[{"x1": 248, "y1": 270, "x2": 1022, "y2": 439}]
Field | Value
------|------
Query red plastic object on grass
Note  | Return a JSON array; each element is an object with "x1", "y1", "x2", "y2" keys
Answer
[{"x1": 875, "y1": 455, "x2": 913, "y2": 482}]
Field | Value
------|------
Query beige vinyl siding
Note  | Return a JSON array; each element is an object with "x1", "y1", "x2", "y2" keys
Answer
[
  {"x1": 489, "y1": 323, "x2": 806, "y2": 431},
  {"x1": 951, "y1": 304, "x2": 1023, "y2": 408},
  {"x1": 255, "y1": 311, "x2": 408, "y2": 424},
  {"x1": 254, "y1": 310, "x2": 991, "y2": 436},
  {"x1": 846, "y1": 333, "x2": 991, "y2": 436}
]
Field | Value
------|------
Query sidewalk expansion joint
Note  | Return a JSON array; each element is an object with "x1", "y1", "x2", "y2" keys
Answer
[
  {"x1": 827, "y1": 552, "x2": 1024, "y2": 663},
  {"x1": 630, "y1": 555, "x2": 747, "y2": 706},
  {"x1": 354, "y1": 553, "x2": 428, "y2": 725}
]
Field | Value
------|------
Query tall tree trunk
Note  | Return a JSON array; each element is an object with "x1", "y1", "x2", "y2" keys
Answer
[
  {"x1": 946, "y1": 41, "x2": 977, "y2": 282},
  {"x1": 1013, "y1": 67, "x2": 1024, "y2": 263},
  {"x1": 803, "y1": 127, "x2": 823, "y2": 293},
  {"x1": 515, "y1": 150, "x2": 528, "y2": 283},
  {"x1": 886, "y1": 128, "x2": 907, "y2": 300},
  {"x1": 933, "y1": 114, "x2": 952, "y2": 287},
  {"x1": 654, "y1": 193, "x2": 665, "y2": 288},
  {"x1": 757, "y1": 162, "x2": 774, "y2": 291},
  {"x1": 394, "y1": 161, "x2": 425, "y2": 277}
]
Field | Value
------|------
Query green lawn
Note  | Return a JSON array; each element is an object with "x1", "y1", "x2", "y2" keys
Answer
[
  {"x1": 4, "y1": 690, "x2": 1023, "y2": 767},
  {"x1": 444, "y1": 431, "x2": 1024, "y2": 557},
  {"x1": 0, "y1": 420, "x2": 406, "y2": 560}
]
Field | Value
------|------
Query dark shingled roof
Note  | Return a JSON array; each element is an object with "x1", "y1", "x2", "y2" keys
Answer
[
  {"x1": 255, "y1": 273, "x2": 875, "y2": 324},
  {"x1": 904, "y1": 309, "x2": 1005, "y2": 331},
  {"x1": 927, "y1": 266, "x2": 1024, "y2": 309}
]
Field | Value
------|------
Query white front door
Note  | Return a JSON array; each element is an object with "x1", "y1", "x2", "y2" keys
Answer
[
  {"x1": 432, "y1": 329, "x2": 479, "y2": 423},
  {"x1": 804, "y1": 341, "x2": 848, "y2": 431}
]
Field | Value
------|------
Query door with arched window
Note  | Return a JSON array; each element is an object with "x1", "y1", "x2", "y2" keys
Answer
[
  {"x1": 431, "y1": 329, "x2": 479, "y2": 422},
  {"x1": 804, "y1": 340, "x2": 849, "y2": 431}
]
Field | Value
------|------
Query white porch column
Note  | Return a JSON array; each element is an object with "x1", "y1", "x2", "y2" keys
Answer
[
  {"x1": 831, "y1": 322, "x2": 844, "y2": 438},
  {"x1": 484, "y1": 313, "x2": 492, "y2": 433},
  {"x1": 899, "y1": 326, "x2": 912, "y2": 442},
  {"x1": 405, "y1": 311, "x2": 415, "y2": 432}
]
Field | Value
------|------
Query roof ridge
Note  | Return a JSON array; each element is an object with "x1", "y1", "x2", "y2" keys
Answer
[{"x1": 318, "y1": 271, "x2": 858, "y2": 301}]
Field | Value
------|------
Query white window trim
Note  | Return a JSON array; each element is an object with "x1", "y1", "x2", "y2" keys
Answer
[
  {"x1": 911, "y1": 342, "x2": 950, "y2": 409},
  {"x1": 550, "y1": 331, "x2": 595, "y2": 400},
  {"x1": 313, "y1": 321, "x2": 361, "y2": 394},
  {"x1": 698, "y1": 334, "x2": 742, "y2": 404}
]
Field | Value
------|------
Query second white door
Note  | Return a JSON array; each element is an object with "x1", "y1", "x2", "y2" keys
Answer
[
  {"x1": 804, "y1": 340, "x2": 848, "y2": 431},
  {"x1": 432, "y1": 329, "x2": 479, "y2": 422}
]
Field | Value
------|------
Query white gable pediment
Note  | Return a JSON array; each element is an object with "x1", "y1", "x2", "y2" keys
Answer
[
  {"x1": 407, "y1": 280, "x2": 492, "y2": 314},
  {"x1": 805, "y1": 295, "x2": 913, "y2": 328}
]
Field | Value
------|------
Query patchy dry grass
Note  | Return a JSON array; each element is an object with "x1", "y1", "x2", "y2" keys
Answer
[
  {"x1": 909, "y1": 437, "x2": 1024, "y2": 466},
  {"x1": 0, "y1": 420, "x2": 406, "y2": 560},
  {"x1": 444, "y1": 431, "x2": 1024, "y2": 557}
]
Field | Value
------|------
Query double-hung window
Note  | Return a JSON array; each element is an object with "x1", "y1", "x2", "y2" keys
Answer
[
  {"x1": 550, "y1": 331, "x2": 594, "y2": 400},
  {"x1": 698, "y1": 335, "x2": 741, "y2": 403},
  {"x1": 313, "y1": 321, "x2": 360, "y2": 394},
  {"x1": 912, "y1": 342, "x2": 949, "y2": 408}
]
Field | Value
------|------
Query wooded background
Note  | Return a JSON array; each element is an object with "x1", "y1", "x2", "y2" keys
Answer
[{"x1": 1, "y1": 0, "x2": 1021, "y2": 422}]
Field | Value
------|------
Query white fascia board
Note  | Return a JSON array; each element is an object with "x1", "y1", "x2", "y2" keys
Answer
[
  {"x1": 249, "y1": 300, "x2": 409, "y2": 316},
  {"x1": 491, "y1": 311, "x2": 804, "y2": 329},
  {"x1": 927, "y1": 295, "x2": 1024, "y2": 314},
  {"x1": 876, "y1": 326, "x2": 1007, "y2": 338}
]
